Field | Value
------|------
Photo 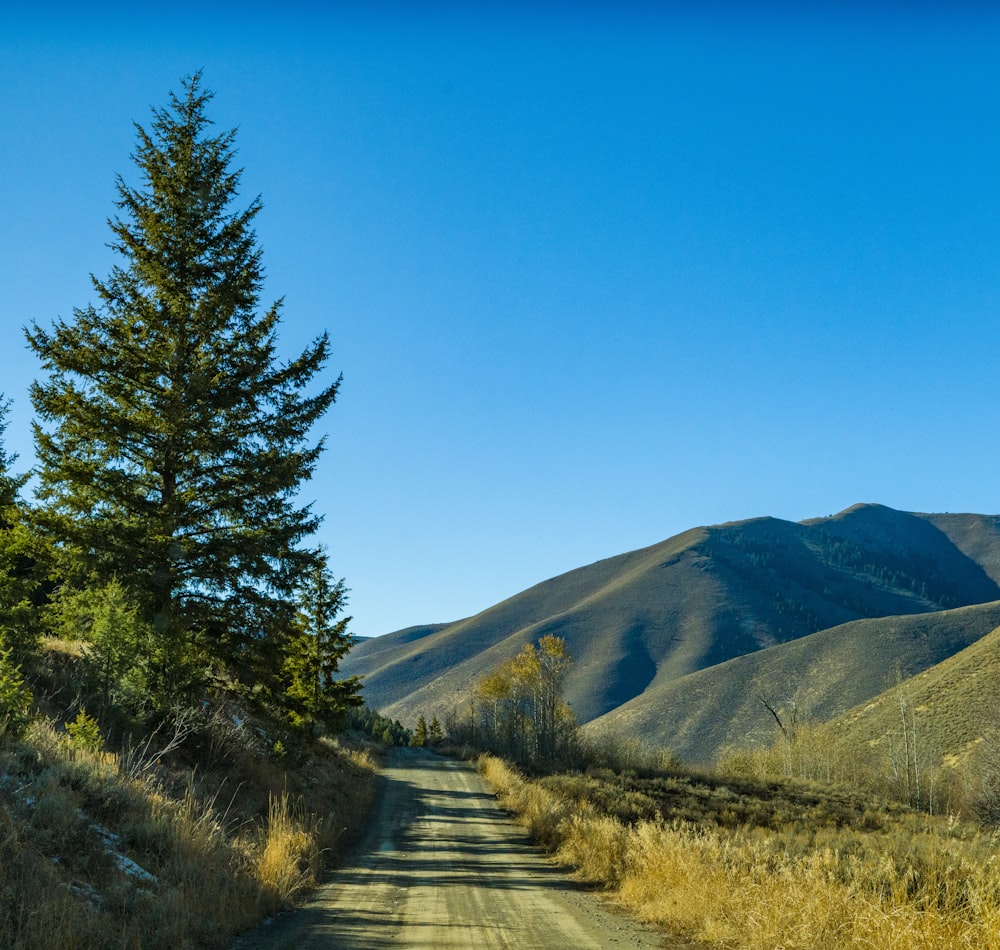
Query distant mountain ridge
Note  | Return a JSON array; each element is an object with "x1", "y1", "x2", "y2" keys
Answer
[{"x1": 342, "y1": 504, "x2": 1000, "y2": 762}]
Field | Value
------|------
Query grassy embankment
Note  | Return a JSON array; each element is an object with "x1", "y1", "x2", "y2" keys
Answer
[
  {"x1": 0, "y1": 638, "x2": 379, "y2": 949},
  {"x1": 481, "y1": 752, "x2": 1000, "y2": 949}
]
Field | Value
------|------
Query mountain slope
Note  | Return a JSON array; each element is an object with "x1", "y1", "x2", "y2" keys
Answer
[
  {"x1": 584, "y1": 600, "x2": 1000, "y2": 764},
  {"x1": 918, "y1": 512, "x2": 1000, "y2": 585},
  {"x1": 343, "y1": 504, "x2": 1000, "y2": 739},
  {"x1": 818, "y1": 619, "x2": 1000, "y2": 769}
]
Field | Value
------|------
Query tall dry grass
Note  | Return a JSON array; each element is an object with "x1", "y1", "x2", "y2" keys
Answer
[
  {"x1": 481, "y1": 754, "x2": 1000, "y2": 950},
  {"x1": 253, "y1": 790, "x2": 322, "y2": 912},
  {"x1": 0, "y1": 716, "x2": 378, "y2": 949}
]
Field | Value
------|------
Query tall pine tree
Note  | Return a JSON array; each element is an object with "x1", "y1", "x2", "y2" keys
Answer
[{"x1": 26, "y1": 74, "x2": 341, "y2": 702}]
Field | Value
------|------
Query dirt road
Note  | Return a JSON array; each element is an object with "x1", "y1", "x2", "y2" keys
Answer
[{"x1": 233, "y1": 747, "x2": 666, "y2": 949}]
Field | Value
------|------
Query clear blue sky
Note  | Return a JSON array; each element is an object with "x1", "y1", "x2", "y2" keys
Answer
[{"x1": 3, "y1": 4, "x2": 999, "y2": 636}]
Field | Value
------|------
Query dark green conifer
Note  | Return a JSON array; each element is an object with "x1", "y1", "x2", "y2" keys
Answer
[
  {"x1": 0, "y1": 398, "x2": 39, "y2": 662},
  {"x1": 428, "y1": 714, "x2": 443, "y2": 745},
  {"x1": 25, "y1": 74, "x2": 341, "y2": 702},
  {"x1": 412, "y1": 715, "x2": 428, "y2": 747},
  {"x1": 283, "y1": 553, "x2": 362, "y2": 731}
]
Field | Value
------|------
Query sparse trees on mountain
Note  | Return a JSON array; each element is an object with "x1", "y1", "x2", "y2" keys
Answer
[{"x1": 25, "y1": 74, "x2": 344, "y2": 707}]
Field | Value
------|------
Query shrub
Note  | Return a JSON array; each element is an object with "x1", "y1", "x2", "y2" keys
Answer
[
  {"x1": 0, "y1": 641, "x2": 32, "y2": 739},
  {"x1": 64, "y1": 708, "x2": 103, "y2": 754},
  {"x1": 48, "y1": 580, "x2": 152, "y2": 713}
]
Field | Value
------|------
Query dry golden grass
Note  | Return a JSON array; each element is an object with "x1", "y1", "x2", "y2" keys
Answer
[
  {"x1": 0, "y1": 711, "x2": 378, "y2": 949},
  {"x1": 38, "y1": 635, "x2": 86, "y2": 658},
  {"x1": 481, "y1": 754, "x2": 1000, "y2": 950},
  {"x1": 618, "y1": 820, "x2": 1000, "y2": 949},
  {"x1": 252, "y1": 790, "x2": 322, "y2": 911}
]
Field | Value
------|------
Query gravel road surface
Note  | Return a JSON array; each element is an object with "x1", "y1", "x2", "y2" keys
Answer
[{"x1": 232, "y1": 746, "x2": 666, "y2": 949}]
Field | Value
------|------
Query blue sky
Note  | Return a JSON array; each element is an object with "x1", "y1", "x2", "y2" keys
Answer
[{"x1": 3, "y1": 4, "x2": 999, "y2": 636}]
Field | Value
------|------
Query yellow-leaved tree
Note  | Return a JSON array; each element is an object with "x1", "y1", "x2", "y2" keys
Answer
[{"x1": 471, "y1": 634, "x2": 576, "y2": 769}]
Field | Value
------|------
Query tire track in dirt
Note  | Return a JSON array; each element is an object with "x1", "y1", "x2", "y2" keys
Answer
[{"x1": 232, "y1": 747, "x2": 667, "y2": 949}]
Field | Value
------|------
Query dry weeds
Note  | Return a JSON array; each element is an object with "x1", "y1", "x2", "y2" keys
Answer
[
  {"x1": 481, "y1": 754, "x2": 1000, "y2": 949},
  {"x1": 0, "y1": 714, "x2": 378, "y2": 949}
]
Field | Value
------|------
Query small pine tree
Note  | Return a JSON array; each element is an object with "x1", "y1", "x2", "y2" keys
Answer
[
  {"x1": 412, "y1": 715, "x2": 428, "y2": 747},
  {"x1": 64, "y1": 708, "x2": 104, "y2": 754},
  {"x1": 429, "y1": 715, "x2": 443, "y2": 745},
  {"x1": 0, "y1": 640, "x2": 32, "y2": 739},
  {"x1": 283, "y1": 554, "x2": 362, "y2": 732},
  {"x1": 49, "y1": 580, "x2": 152, "y2": 713}
]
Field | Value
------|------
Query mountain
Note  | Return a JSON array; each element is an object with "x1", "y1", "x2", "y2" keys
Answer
[
  {"x1": 583, "y1": 600, "x2": 1000, "y2": 762},
  {"x1": 817, "y1": 619, "x2": 1000, "y2": 770},
  {"x1": 342, "y1": 504, "x2": 1000, "y2": 760}
]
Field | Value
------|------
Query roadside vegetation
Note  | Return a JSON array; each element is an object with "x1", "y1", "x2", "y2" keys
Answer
[
  {"x1": 0, "y1": 74, "x2": 374, "y2": 947},
  {"x1": 1, "y1": 639, "x2": 378, "y2": 949},
  {"x1": 457, "y1": 633, "x2": 1000, "y2": 948},
  {"x1": 480, "y1": 731, "x2": 1000, "y2": 949},
  {"x1": 483, "y1": 752, "x2": 1000, "y2": 949}
]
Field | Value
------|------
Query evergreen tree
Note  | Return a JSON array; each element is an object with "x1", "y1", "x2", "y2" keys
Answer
[
  {"x1": 348, "y1": 706, "x2": 413, "y2": 747},
  {"x1": 412, "y1": 714, "x2": 428, "y2": 747},
  {"x1": 283, "y1": 553, "x2": 362, "y2": 731},
  {"x1": 0, "y1": 398, "x2": 39, "y2": 662},
  {"x1": 49, "y1": 579, "x2": 152, "y2": 713},
  {"x1": 25, "y1": 74, "x2": 341, "y2": 702},
  {"x1": 428, "y1": 714, "x2": 443, "y2": 745},
  {"x1": 0, "y1": 400, "x2": 25, "y2": 514},
  {"x1": 0, "y1": 642, "x2": 32, "y2": 739}
]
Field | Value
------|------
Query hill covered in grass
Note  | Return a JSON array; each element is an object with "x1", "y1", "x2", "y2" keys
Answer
[
  {"x1": 817, "y1": 620, "x2": 1000, "y2": 772},
  {"x1": 343, "y1": 504, "x2": 1000, "y2": 760},
  {"x1": 585, "y1": 600, "x2": 1000, "y2": 763}
]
